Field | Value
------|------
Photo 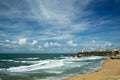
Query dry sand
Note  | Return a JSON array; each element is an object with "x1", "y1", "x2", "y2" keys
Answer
[{"x1": 64, "y1": 59, "x2": 120, "y2": 80}]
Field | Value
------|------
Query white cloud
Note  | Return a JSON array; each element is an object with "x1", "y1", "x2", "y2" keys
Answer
[
  {"x1": 73, "y1": 48, "x2": 77, "y2": 51},
  {"x1": 50, "y1": 42, "x2": 53, "y2": 46},
  {"x1": 0, "y1": 0, "x2": 119, "y2": 53},
  {"x1": 0, "y1": 0, "x2": 111, "y2": 42},
  {"x1": 38, "y1": 34, "x2": 73, "y2": 40},
  {"x1": 92, "y1": 40, "x2": 96, "y2": 43},
  {"x1": 79, "y1": 40, "x2": 116, "y2": 51},
  {"x1": 67, "y1": 40, "x2": 77, "y2": 47},
  {"x1": 43, "y1": 42, "x2": 62, "y2": 48},
  {"x1": 38, "y1": 46, "x2": 42, "y2": 49},
  {"x1": 28, "y1": 0, "x2": 75, "y2": 25},
  {"x1": 23, "y1": 0, "x2": 93, "y2": 40},
  {"x1": 5, "y1": 40, "x2": 10, "y2": 43},
  {"x1": 18, "y1": 38, "x2": 27, "y2": 45},
  {"x1": 43, "y1": 42, "x2": 49, "y2": 48},
  {"x1": 53, "y1": 42, "x2": 62, "y2": 47},
  {"x1": 32, "y1": 40, "x2": 38, "y2": 45}
]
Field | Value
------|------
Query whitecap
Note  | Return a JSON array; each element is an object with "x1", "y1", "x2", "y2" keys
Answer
[
  {"x1": 1, "y1": 59, "x2": 14, "y2": 62},
  {"x1": 16, "y1": 57, "x2": 39, "y2": 60},
  {"x1": 61, "y1": 56, "x2": 106, "y2": 62},
  {"x1": 45, "y1": 70, "x2": 63, "y2": 74},
  {"x1": 7, "y1": 60, "x2": 64, "y2": 72}
]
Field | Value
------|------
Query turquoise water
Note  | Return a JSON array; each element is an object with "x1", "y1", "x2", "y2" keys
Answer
[{"x1": 0, "y1": 54, "x2": 106, "y2": 80}]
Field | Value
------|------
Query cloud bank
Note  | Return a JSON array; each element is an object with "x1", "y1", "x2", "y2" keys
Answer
[{"x1": 0, "y1": 0, "x2": 120, "y2": 53}]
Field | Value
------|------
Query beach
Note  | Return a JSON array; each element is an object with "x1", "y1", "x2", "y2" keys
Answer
[{"x1": 65, "y1": 59, "x2": 120, "y2": 80}]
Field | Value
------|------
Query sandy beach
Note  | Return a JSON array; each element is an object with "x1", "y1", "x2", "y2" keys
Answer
[{"x1": 65, "y1": 59, "x2": 120, "y2": 80}]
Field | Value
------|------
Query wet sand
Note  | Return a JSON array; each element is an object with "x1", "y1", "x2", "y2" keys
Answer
[{"x1": 65, "y1": 59, "x2": 120, "y2": 80}]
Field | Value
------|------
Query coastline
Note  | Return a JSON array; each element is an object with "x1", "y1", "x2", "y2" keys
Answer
[{"x1": 64, "y1": 58, "x2": 120, "y2": 80}]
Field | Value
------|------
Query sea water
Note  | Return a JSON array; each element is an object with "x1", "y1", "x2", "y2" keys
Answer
[{"x1": 0, "y1": 54, "x2": 106, "y2": 80}]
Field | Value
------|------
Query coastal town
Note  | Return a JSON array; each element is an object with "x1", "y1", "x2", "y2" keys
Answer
[{"x1": 75, "y1": 50, "x2": 120, "y2": 59}]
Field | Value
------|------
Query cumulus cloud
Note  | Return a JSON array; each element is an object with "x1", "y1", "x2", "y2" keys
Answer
[
  {"x1": 54, "y1": 42, "x2": 62, "y2": 47},
  {"x1": 0, "y1": 38, "x2": 120, "y2": 53},
  {"x1": 38, "y1": 46, "x2": 42, "y2": 49},
  {"x1": 79, "y1": 40, "x2": 117, "y2": 51},
  {"x1": 43, "y1": 42, "x2": 62, "y2": 48},
  {"x1": 67, "y1": 40, "x2": 77, "y2": 47},
  {"x1": 5, "y1": 40, "x2": 10, "y2": 43},
  {"x1": 43, "y1": 42, "x2": 49, "y2": 48},
  {"x1": 51, "y1": 42, "x2": 62, "y2": 47},
  {"x1": 18, "y1": 38, "x2": 27, "y2": 45},
  {"x1": 92, "y1": 40, "x2": 96, "y2": 43},
  {"x1": 32, "y1": 40, "x2": 38, "y2": 45}
]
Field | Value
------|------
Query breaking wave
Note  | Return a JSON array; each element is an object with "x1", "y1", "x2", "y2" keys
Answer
[
  {"x1": 16, "y1": 57, "x2": 39, "y2": 60},
  {"x1": 6, "y1": 56, "x2": 105, "y2": 72},
  {"x1": 7, "y1": 60, "x2": 64, "y2": 72}
]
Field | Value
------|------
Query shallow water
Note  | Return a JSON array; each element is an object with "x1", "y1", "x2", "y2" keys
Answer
[{"x1": 0, "y1": 54, "x2": 106, "y2": 80}]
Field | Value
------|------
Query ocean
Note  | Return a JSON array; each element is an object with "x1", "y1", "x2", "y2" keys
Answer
[{"x1": 0, "y1": 54, "x2": 106, "y2": 80}]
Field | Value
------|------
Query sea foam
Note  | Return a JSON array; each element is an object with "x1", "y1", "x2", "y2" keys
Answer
[
  {"x1": 6, "y1": 56, "x2": 105, "y2": 73},
  {"x1": 16, "y1": 57, "x2": 39, "y2": 60},
  {"x1": 7, "y1": 60, "x2": 64, "y2": 72}
]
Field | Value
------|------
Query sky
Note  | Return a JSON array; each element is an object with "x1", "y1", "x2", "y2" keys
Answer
[{"x1": 0, "y1": 0, "x2": 120, "y2": 53}]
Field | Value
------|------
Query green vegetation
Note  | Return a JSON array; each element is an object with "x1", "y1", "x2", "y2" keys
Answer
[{"x1": 76, "y1": 50, "x2": 117, "y2": 57}]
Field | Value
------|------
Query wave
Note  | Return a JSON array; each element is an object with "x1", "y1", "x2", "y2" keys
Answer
[
  {"x1": 14, "y1": 60, "x2": 41, "y2": 64},
  {"x1": 0, "y1": 57, "x2": 39, "y2": 62},
  {"x1": 6, "y1": 56, "x2": 106, "y2": 72},
  {"x1": 7, "y1": 60, "x2": 64, "y2": 72},
  {"x1": 61, "y1": 56, "x2": 106, "y2": 61},
  {"x1": 84, "y1": 56, "x2": 106, "y2": 60},
  {"x1": 15, "y1": 57, "x2": 39, "y2": 60},
  {"x1": 0, "y1": 59, "x2": 41, "y2": 64},
  {"x1": 37, "y1": 77, "x2": 63, "y2": 80},
  {"x1": 45, "y1": 70, "x2": 63, "y2": 74},
  {"x1": 0, "y1": 59, "x2": 14, "y2": 62}
]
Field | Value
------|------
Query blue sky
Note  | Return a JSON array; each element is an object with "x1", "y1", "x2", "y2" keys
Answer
[{"x1": 0, "y1": 0, "x2": 120, "y2": 53}]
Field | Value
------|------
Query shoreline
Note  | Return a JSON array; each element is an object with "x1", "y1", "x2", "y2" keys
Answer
[{"x1": 64, "y1": 58, "x2": 120, "y2": 80}]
